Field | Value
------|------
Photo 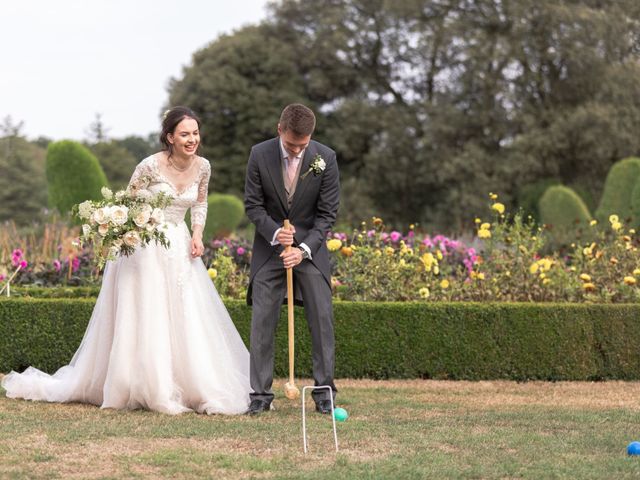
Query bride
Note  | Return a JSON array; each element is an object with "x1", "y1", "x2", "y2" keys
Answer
[{"x1": 2, "y1": 107, "x2": 251, "y2": 415}]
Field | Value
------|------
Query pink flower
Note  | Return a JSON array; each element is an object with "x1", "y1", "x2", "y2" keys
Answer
[
  {"x1": 367, "y1": 229, "x2": 376, "y2": 238},
  {"x1": 72, "y1": 257, "x2": 80, "y2": 272},
  {"x1": 19, "y1": 260, "x2": 28, "y2": 269},
  {"x1": 12, "y1": 249, "x2": 22, "y2": 259},
  {"x1": 53, "y1": 260, "x2": 62, "y2": 272},
  {"x1": 237, "y1": 247, "x2": 246, "y2": 256},
  {"x1": 390, "y1": 231, "x2": 402, "y2": 243},
  {"x1": 0, "y1": 274, "x2": 4, "y2": 282}
]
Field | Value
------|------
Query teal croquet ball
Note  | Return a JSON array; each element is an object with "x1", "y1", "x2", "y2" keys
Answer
[
  {"x1": 628, "y1": 442, "x2": 640, "y2": 455},
  {"x1": 333, "y1": 407, "x2": 348, "y2": 422}
]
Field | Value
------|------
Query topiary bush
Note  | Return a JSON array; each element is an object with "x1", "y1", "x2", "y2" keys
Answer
[
  {"x1": 203, "y1": 193, "x2": 245, "y2": 240},
  {"x1": 46, "y1": 140, "x2": 108, "y2": 215},
  {"x1": 595, "y1": 157, "x2": 640, "y2": 224},
  {"x1": 539, "y1": 185, "x2": 592, "y2": 245}
]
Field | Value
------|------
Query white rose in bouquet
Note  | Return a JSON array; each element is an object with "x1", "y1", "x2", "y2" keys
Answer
[
  {"x1": 146, "y1": 223, "x2": 156, "y2": 232},
  {"x1": 133, "y1": 204, "x2": 153, "y2": 227},
  {"x1": 110, "y1": 205, "x2": 129, "y2": 226},
  {"x1": 82, "y1": 224, "x2": 91, "y2": 238},
  {"x1": 101, "y1": 187, "x2": 113, "y2": 200},
  {"x1": 115, "y1": 190, "x2": 126, "y2": 201},
  {"x1": 112, "y1": 238, "x2": 123, "y2": 249},
  {"x1": 93, "y1": 207, "x2": 108, "y2": 224},
  {"x1": 123, "y1": 230, "x2": 141, "y2": 247},
  {"x1": 108, "y1": 245, "x2": 120, "y2": 258},
  {"x1": 98, "y1": 224, "x2": 110, "y2": 236},
  {"x1": 151, "y1": 208, "x2": 165, "y2": 224}
]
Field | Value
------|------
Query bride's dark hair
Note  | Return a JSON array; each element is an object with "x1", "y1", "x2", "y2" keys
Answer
[{"x1": 160, "y1": 106, "x2": 202, "y2": 155}]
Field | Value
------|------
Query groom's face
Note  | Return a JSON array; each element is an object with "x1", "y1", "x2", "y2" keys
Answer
[{"x1": 278, "y1": 124, "x2": 311, "y2": 158}]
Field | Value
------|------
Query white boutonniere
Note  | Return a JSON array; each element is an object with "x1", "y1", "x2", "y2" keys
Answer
[{"x1": 300, "y1": 154, "x2": 327, "y2": 180}]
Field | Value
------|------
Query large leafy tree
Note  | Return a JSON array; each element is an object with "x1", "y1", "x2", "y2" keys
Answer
[{"x1": 169, "y1": 0, "x2": 640, "y2": 229}]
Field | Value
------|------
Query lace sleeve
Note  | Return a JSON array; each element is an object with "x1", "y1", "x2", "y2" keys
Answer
[
  {"x1": 191, "y1": 159, "x2": 211, "y2": 229},
  {"x1": 127, "y1": 158, "x2": 154, "y2": 193}
]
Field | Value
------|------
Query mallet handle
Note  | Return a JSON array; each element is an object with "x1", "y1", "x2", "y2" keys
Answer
[{"x1": 284, "y1": 219, "x2": 295, "y2": 385}]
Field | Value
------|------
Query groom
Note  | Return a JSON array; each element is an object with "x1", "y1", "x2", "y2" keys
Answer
[{"x1": 244, "y1": 104, "x2": 340, "y2": 415}]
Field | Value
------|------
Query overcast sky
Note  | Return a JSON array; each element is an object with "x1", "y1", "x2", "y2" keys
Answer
[{"x1": 1, "y1": 0, "x2": 270, "y2": 141}]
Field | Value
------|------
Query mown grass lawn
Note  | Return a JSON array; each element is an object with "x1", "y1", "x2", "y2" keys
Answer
[{"x1": 2, "y1": 378, "x2": 640, "y2": 479}]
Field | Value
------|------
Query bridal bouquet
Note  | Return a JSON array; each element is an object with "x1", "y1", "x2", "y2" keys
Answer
[{"x1": 73, "y1": 186, "x2": 173, "y2": 269}]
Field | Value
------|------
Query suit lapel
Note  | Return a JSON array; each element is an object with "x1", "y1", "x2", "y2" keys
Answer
[
  {"x1": 289, "y1": 143, "x2": 316, "y2": 216},
  {"x1": 264, "y1": 138, "x2": 288, "y2": 212}
]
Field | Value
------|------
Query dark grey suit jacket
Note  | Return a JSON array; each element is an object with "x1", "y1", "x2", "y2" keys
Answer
[{"x1": 244, "y1": 137, "x2": 340, "y2": 305}]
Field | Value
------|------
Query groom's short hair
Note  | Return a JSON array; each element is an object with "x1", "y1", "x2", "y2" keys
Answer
[{"x1": 279, "y1": 104, "x2": 316, "y2": 137}]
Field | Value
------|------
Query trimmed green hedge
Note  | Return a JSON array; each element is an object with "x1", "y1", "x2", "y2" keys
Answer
[{"x1": 2, "y1": 299, "x2": 640, "y2": 380}]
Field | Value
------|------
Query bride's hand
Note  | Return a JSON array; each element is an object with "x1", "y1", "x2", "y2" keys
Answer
[{"x1": 191, "y1": 236, "x2": 204, "y2": 257}]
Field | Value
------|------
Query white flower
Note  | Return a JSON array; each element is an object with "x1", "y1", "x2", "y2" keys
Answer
[
  {"x1": 112, "y1": 239, "x2": 123, "y2": 249},
  {"x1": 78, "y1": 200, "x2": 95, "y2": 219},
  {"x1": 115, "y1": 190, "x2": 126, "y2": 201},
  {"x1": 123, "y1": 230, "x2": 141, "y2": 247},
  {"x1": 82, "y1": 224, "x2": 91, "y2": 238},
  {"x1": 317, "y1": 158, "x2": 326, "y2": 170},
  {"x1": 146, "y1": 223, "x2": 156, "y2": 232},
  {"x1": 92, "y1": 207, "x2": 108, "y2": 224},
  {"x1": 133, "y1": 204, "x2": 152, "y2": 227},
  {"x1": 101, "y1": 187, "x2": 113, "y2": 200},
  {"x1": 98, "y1": 224, "x2": 109, "y2": 236},
  {"x1": 108, "y1": 245, "x2": 120, "y2": 258},
  {"x1": 151, "y1": 208, "x2": 165, "y2": 224},
  {"x1": 136, "y1": 189, "x2": 153, "y2": 201},
  {"x1": 110, "y1": 205, "x2": 129, "y2": 226}
]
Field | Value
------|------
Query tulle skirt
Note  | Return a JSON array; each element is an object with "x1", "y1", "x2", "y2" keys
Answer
[{"x1": 2, "y1": 221, "x2": 251, "y2": 415}]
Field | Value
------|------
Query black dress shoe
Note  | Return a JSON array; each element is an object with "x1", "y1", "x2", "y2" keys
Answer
[
  {"x1": 315, "y1": 399, "x2": 333, "y2": 414},
  {"x1": 246, "y1": 399, "x2": 271, "y2": 416}
]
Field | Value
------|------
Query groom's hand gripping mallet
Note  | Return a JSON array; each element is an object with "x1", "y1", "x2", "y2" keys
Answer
[{"x1": 283, "y1": 219, "x2": 301, "y2": 400}]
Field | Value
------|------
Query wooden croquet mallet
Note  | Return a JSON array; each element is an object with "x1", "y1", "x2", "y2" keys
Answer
[{"x1": 283, "y1": 219, "x2": 300, "y2": 400}]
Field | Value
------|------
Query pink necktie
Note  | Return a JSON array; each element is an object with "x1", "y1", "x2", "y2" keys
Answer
[{"x1": 287, "y1": 156, "x2": 300, "y2": 184}]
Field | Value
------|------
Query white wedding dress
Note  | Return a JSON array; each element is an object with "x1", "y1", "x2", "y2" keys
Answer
[{"x1": 2, "y1": 154, "x2": 251, "y2": 415}]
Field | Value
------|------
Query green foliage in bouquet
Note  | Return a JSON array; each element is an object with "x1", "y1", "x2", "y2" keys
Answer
[
  {"x1": 595, "y1": 157, "x2": 640, "y2": 224},
  {"x1": 46, "y1": 140, "x2": 108, "y2": 215},
  {"x1": 538, "y1": 185, "x2": 592, "y2": 245},
  {"x1": 204, "y1": 193, "x2": 245, "y2": 240}
]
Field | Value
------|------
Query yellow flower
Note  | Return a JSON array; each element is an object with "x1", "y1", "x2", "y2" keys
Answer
[
  {"x1": 440, "y1": 279, "x2": 450, "y2": 289},
  {"x1": 611, "y1": 221, "x2": 622, "y2": 231},
  {"x1": 579, "y1": 273, "x2": 591, "y2": 282},
  {"x1": 543, "y1": 278, "x2": 551, "y2": 285},
  {"x1": 436, "y1": 250, "x2": 443, "y2": 260},
  {"x1": 631, "y1": 229, "x2": 636, "y2": 234},
  {"x1": 491, "y1": 202, "x2": 505, "y2": 214},
  {"x1": 538, "y1": 258, "x2": 553, "y2": 271},
  {"x1": 623, "y1": 235, "x2": 632, "y2": 242},
  {"x1": 477, "y1": 228, "x2": 491, "y2": 239},
  {"x1": 529, "y1": 263, "x2": 539, "y2": 274},
  {"x1": 489, "y1": 192, "x2": 498, "y2": 200},
  {"x1": 418, "y1": 287, "x2": 430, "y2": 299},
  {"x1": 385, "y1": 246, "x2": 395, "y2": 256},
  {"x1": 399, "y1": 259, "x2": 406, "y2": 267},
  {"x1": 421, "y1": 253, "x2": 436, "y2": 270},
  {"x1": 539, "y1": 273, "x2": 546, "y2": 280},
  {"x1": 409, "y1": 224, "x2": 415, "y2": 230},
  {"x1": 633, "y1": 268, "x2": 640, "y2": 276},
  {"x1": 480, "y1": 223, "x2": 491, "y2": 230},
  {"x1": 372, "y1": 217, "x2": 383, "y2": 226},
  {"x1": 433, "y1": 266, "x2": 440, "y2": 275},
  {"x1": 340, "y1": 246, "x2": 353, "y2": 257},
  {"x1": 207, "y1": 268, "x2": 217, "y2": 280},
  {"x1": 590, "y1": 220, "x2": 597, "y2": 226},
  {"x1": 471, "y1": 271, "x2": 485, "y2": 280},
  {"x1": 624, "y1": 276, "x2": 637, "y2": 286},
  {"x1": 609, "y1": 214, "x2": 619, "y2": 224},
  {"x1": 475, "y1": 218, "x2": 481, "y2": 224},
  {"x1": 610, "y1": 257, "x2": 618, "y2": 265},
  {"x1": 582, "y1": 282, "x2": 596, "y2": 292},
  {"x1": 327, "y1": 239, "x2": 342, "y2": 251},
  {"x1": 374, "y1": 249, "x2": 382, "y2": 257}
]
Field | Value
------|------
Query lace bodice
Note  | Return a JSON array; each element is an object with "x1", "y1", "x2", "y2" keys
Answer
[{"x1": 128, "y1": 154, "x2": 211, "y2": 228}]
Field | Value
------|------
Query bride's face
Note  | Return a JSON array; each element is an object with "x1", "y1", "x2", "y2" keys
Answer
[{"x1": 168, "y1": 118, "x2": 200, "y2": 158}]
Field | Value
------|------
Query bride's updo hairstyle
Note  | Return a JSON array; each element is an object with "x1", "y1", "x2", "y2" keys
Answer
[{"x1": 160, "y1": 106, "x2": 202, "y2": 156}]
